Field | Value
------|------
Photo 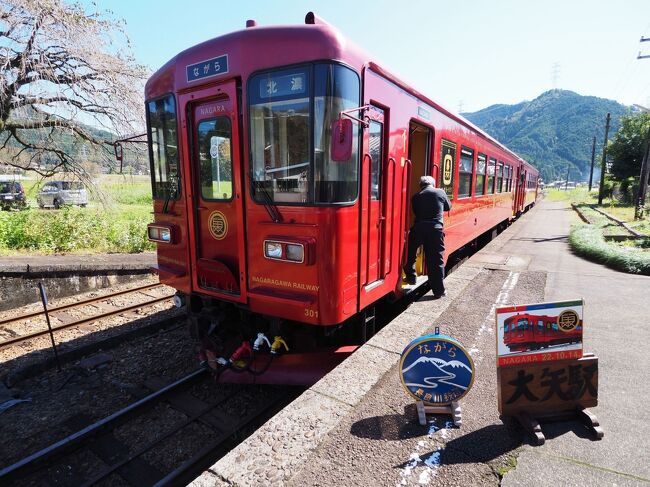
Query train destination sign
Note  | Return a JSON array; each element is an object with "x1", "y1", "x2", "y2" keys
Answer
[
  {"x1": 186, "y1": 54, "x2": 229, "y2": 83},
  {"x1": 400, "y1": 333, "x2": 475, "y2": 406},
  {"x1": 495, "y1": 299, "x2": 584, "y2": 367}
]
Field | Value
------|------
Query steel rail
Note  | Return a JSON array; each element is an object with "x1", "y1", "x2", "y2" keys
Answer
[
  {"x1": 0, "y1": 283, "x2": 165, "y2": 327},
  {"x1": 0, "y1": 369, "x2": 207, "y2": 484},
  {"x1": 0, "y1": 294, "x2": 172, "y2": 349}
]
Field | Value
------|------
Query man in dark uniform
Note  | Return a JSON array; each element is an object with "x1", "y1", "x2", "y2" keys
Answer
[{"x1": 403, "y1": 176, "x2": 452, "y2": 298}]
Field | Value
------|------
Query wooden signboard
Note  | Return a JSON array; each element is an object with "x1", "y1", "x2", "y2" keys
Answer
[
  {"x1": 498, "y1": 354, "x2": 597, "y2": 416},
  {"x1": 497, "y1": 354, "x2": 602, "y2": 444}
]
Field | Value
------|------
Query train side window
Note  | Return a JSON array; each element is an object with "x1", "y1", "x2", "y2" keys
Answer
[
  {"x1": 197, "y1": 117, "x2": 233, "y2": 200},
  {"x1": 440, "y1": 139, "x2": 456, "y2": 199},
  {"x1": 487, "y1": 157, "x2": 496, "y2": 194},
  {"x1": 496, "y1": 162, "x2": 504, "y2": 193},
  {"x1": 475, "y1": 153, "x2": 486, "y2": 196},
  {"x1": 537, "y1": 320, "x2": 544, "y2": 331},
  {"x1": 147, "y1": 94, "x2": 180, "y2": 200},
  {"x1": 458, "y1": 146, "x2": 473, "y2": 198},
  {"x1": 368, "y1": 120, "x2": 383, "y2": 200}
]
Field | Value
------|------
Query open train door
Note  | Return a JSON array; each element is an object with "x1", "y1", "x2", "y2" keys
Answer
[
  {"x1": 358, "y1": 105, "x2": 389, "y2": 309},
  {"x1": 514, "y1": 165, "x2": 526, "y2": 216},
  {"x1": 180, "y1": 80, "x2": 247, "y2": 303}
]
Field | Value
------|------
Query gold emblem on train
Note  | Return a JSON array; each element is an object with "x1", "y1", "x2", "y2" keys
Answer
[
  {"x1": 208, "y1": 211, "x2": 228, "y2": 240},
  {"x1": 443, "y1": 154, "x2": 453, "y2": 186},
  {"x1": 557, "y1": 309, "x2": 579, "y2": 332}
]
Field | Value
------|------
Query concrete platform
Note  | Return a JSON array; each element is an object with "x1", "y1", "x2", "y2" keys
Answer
[
  {"x1": 192, "y1": 199, "x2": 650, "y2": 487},
  {"x1": 0, "y1": 252, "x2": 156, "y2": 310}
]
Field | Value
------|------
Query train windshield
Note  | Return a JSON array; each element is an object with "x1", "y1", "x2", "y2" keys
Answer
[
  {"x1": 147, "y1": 95, "x2": 180, "y2": 199},
  {"x1": 249, "y1": 63, "x2": 360, "y2": 205}
]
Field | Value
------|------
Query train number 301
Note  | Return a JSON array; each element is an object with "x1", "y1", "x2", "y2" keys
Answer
[{"x1": 304, "y1": 308, "x2": 319, "y2": 318}]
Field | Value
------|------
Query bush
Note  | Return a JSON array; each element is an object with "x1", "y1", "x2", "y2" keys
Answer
[
  {"x1": 0, "y1": 207, "x2": 154, "y2": 253},
  {"x1": 569, "y1": 224, "x2": 650, "y2": 275}
]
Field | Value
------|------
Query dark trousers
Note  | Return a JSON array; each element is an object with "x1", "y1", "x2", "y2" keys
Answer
[{"x1": 404, "y1": 223, "x2": 445, "y2": 295}]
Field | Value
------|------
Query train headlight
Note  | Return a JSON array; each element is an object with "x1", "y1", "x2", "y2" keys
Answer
[
  {"x1": 286, "y1": 243, "x2": 304, "y2": 263},
  {"x1": 148, "y1": 224, "x2": 173, "y2": 243},
  {"x1": 264, "y1": 241, "x2": 283, "y2": 259}
]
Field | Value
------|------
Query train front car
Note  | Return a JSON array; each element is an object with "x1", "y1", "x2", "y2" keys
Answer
[
  {"x1": 145, "y1": 15, "x2": 369, "y2": 385},
  {"x1": 144, "y1": 13, "x2": 539, "y2": 386}
]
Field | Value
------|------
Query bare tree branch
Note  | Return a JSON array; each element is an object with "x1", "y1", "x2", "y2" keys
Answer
[{"x1": 0, "y1": 0, "x2": 149, "y2": 176}]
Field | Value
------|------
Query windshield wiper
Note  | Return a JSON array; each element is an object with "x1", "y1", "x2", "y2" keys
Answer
[
  {"x1": 162, "y1": 174, "x2": 179, "y2": 214},
  {"x1": 249, "y1": 171, "x2": 282, "y2": 223}
]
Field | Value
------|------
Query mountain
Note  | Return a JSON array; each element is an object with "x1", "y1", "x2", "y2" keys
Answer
[{"x1": 462, "y1": 90, "x2": 630, "y2": 182}]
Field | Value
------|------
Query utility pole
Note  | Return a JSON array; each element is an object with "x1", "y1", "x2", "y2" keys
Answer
[
  {"x1": 635, "y1": 126, "x2": 650, "y2": 219},
  {"x1": 588, "y1": 136, "x2": 596, "y2": 191},
  {"x1": 598, "y1": 113, "x2": 611, "y2": 205},
  {"x1": 638, "y1": 36, "x2": 650, "y2": 59},
  {"x1": 634, "y1": 36, "x2": 650, "y2": 218}
]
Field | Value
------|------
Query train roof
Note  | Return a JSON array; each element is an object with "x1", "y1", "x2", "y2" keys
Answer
[{"x1": 146, "y1": 12, "x2": 534, "y2": 170}]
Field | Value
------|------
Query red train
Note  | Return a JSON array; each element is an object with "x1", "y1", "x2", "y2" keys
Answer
[
  {"x1": 143, "y1": 13, "x2": 539, "y2": 384},
  {"x1": 503, "y1": 313, "x2": 582, "y2": 352}
]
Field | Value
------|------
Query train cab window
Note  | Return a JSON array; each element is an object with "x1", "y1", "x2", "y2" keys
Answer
[
  {"x1": 458, "y1": 147, "x2": 473, "y2": 198},
  {"x1": 487, "y1": 157, "x2": 496, "y2": 194},
  {"x1": 146, "y1": 95, "x2": 180, "y2": 199},
  {"x1": 313, "y1": 64, "x2": 360, "y2": 203},
  {"x1": 249, "y1": 63, "x2": 361, "y2": 205},
  {"x1": 517, "y1": 318, "x2": 527, "y2": 330},
  {"x1": 475, "y1": 153, "x2": 486, "y2": 196},
  {"x1": 249, "y1": 66, "x2": 311, "y2": 204},
  {"x1": 197, "y1": 117, "x2": 232, "y2": 200},
  {"x1": 440, "y1": 139, "x2": 456, "y2": 199},
  {"x1": 496, "y1": 162, "x2": 504, "y2": 193},
  {"x1": 552, "y1": 323, "x2": 559, "y2": 331}
]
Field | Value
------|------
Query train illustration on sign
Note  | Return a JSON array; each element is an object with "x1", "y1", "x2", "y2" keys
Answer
[
  {"x1": 141, "y1": 12, "x2": 539, "y2": 384},
  {"x1": 502, "y1": 313, "x2": 583, "y2": 353}
]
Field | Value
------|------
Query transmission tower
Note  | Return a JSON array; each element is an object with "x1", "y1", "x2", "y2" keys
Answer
[{"x1": 551, "y1": 63, "x2": 561, "y2": 89}]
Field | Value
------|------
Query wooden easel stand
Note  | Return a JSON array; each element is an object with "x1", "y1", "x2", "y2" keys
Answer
[
  {"x1": 514, "y1": 406, "x2": 604, "y2": 445},
  {"x1": 416, "y1": 400, "x2": 462, "y2": 426}
]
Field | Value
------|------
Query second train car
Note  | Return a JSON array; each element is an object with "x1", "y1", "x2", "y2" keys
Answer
[{"x1": 144, "y1": 13, "x2": 539, "y2": 384}]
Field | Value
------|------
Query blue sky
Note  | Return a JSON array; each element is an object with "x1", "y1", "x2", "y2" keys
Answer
[{"x1": 91, "y1": 0, "x2": 650, "y2": 113}]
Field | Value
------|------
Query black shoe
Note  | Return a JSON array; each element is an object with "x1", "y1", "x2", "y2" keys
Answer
[
  {"x1": 432, "y1": 292, "x2": 447, "y2": 299},
  {"x1": 403, "y1": 276, "x2": 416, "y2": 285}
]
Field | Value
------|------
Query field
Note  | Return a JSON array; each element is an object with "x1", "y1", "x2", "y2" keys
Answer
[{"x1": 0, "y1": 175, "x2": 155, "y2": 254}]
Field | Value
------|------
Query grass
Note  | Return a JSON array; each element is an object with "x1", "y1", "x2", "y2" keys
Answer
[
  {"x1": 569, "y1": 223, "x2": 650, "y2": 275},
  {"x1": 0, "y1": 206, "x2": 154, "y2": 254},
  {"x1": 0, "y1": 175, "x2": 155, "y2": 254},
  {"x1": 559, "y1": 189, "x2": 650, "y2": 274}
]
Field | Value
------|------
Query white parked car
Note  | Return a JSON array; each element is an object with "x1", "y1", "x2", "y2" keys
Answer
[{"x1": 37, "y1": 181, "x2": 88, "y2": 209}]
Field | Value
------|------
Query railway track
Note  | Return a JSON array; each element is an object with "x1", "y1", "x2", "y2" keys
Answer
[
  {"x1": 0, "y1": 283, "x2": 174, "y2": 349},
  {"x1": 0, "y1": 368, "x2": 300, "y2": 486}
]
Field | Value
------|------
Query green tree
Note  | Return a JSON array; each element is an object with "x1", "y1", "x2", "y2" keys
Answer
[{"x1": 608, "y1": 112, "x2": 650, "y2": 181}]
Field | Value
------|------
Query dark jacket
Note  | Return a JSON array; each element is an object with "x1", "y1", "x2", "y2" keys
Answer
[{"x1": 411, "y1": 186, "x2": 452, "y2": 228}]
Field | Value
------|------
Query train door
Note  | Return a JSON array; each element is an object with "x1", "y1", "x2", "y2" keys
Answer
[
  {"x1": 405, "y1": 122, "x2": 432, "y2": 282},
  {"x1": 183, "y1": 81, "x2": 247, "y2": 302},
  {"x1": 361, "y1": 107, "x2": 386, "y2": 287},
  {"x1": 514, "y1": 165, "x2": 526, "y2": 216}
]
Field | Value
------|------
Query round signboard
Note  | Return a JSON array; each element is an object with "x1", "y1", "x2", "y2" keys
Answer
[{"x1": 399, "y1": 333, "x2": 475, "y2": 405}]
